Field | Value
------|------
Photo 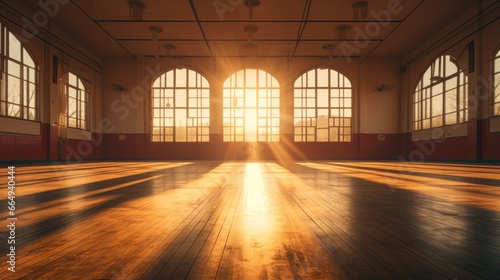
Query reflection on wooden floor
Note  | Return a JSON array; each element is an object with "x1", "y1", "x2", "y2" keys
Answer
[{"x1": 1, "y1": 161, "x2": 499, "y2": 279}]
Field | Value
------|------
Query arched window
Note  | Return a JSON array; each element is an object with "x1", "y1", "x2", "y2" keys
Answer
[
  {"x1": 152, "y1": 68, "x2": 210, "y2": 142},
  {"x1": 494, "y1": 49, "x2": 500, "y2": 116},
  {"x1": 65, "y1": 72, "x2": 88, "y2": 129},
  {"x1": 0, "y1": 22, "x2": 38, "y2": 120},
  {"x1": 223, "y1": 69, "x2": 280, "y2": 142},
  {"x1": 413, "y1": 55, "x2": 468, "y2": 131},
  {"x1": 293, "y1": 68, "x2": 352, "y2": 142}
]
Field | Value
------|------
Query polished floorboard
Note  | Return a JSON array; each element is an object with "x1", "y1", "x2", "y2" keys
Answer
[{"x1": 0, "y1": 161, "x2": 499, "y2": 279}]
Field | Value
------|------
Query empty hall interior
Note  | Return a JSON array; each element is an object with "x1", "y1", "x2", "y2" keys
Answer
[{"x1": 0, "y1": 0, "x2": 500, "y2": 279}]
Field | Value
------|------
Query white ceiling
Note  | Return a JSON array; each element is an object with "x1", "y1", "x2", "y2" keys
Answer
[{"x1": 5, "y1": 0, "x2": 481, "y2": 60}]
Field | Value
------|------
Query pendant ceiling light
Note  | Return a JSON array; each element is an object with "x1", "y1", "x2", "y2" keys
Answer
[
  {"x1": 149, "y1": 26, "x2": 163, "y2": 58},
  {"x1": 335, "y1": 25, "x2": 352, "y2": 40},
  {"x1": 352, "y1": 1, "x2": 368, "y2": 20},
  {"x1": 243, "y1": 24, "x2": 259, "y2": 57},
  {"x1": 244, "y1": 0, "x2": 260, "y2": 19},
  {"x1": 128, "y1": 0, "x2": 146, "y2": 20}
]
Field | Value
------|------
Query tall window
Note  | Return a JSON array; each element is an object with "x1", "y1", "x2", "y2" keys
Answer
[
  {"x1": 223, "y1": 69, "x2": 280, "y2": 142},
  {"x1": 413, "y1": 55, "x2": 468, "y2": 131},
  {"x1": 294, "y1": 68, "x2": 352, "y2": 142},
  {"x1": 152, "y1": 68, "x2": 210, "y2": 142},
  {"x1": 494, "y1": 49, "x2": 500, "y2": 116},
  {"x1": 0, "y1": 22, "x2": 38, "y2": 120},
  {"x1": 65, "y1": 72, "x2": 88, "y2": 129}
]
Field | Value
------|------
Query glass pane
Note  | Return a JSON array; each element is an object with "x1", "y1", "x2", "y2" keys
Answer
[
  {"x1": 432, "y1": 94, "x2": 443, "y2": 116},
  {"x1": 445, "y1": 113, "x2": 456, "y2": 125},
  {"x1": 245, "y1": 89, "x2": 257, "y2": 107},
  {"x1": 175, "y1": 69, "x2": 187, "y2": 87},
  {"x1": 422, "y1": 68, "x2": 431, "y2": 88},
  {"x1": 317, "y1": 69, "x2": 329, "y2": 87},
  {"x1": 246, "y1": 69, "x2": 257, "y2": 87},
  {"x1": 343, "y1": 75, "x2": 351, "y2": 87},
  {"x1": 445, "y1": 56, "x2": 458, "y2": 75},
  {"x1": 8, "y1": 32, "x2": 21, "y2": 61},
  {"x1": 307, "y1": 70, "x2": 316, "y2": 87},
  {"x1": 68, "y1": 97, "x2": 77, "y2": 117},
  {"x1": 317, "y1": 89, "x2": 328, "y2": 107},
  {"x1": 7, "y1": 60, "x2": 20, "y2": 76},
  {"x1": 23, "y1": 49, "x2": 35, "y2": 68},
  {"x1": 330, "y1": 71, "x2": 338, "y2": 87},
  {"x1": 445, "y1": 76, "x2": 457, "y2": 91},
  {"x1": 7, "y1": 76, "x2": 20, "y2": 103},
  {"x1": 175, "y1": 89, "x2": 187, "y2": 107},
  {"x1": 494, "y1": 74, "x2": 500, "y2": 103},
  {"x1": 188, "y1": 70, "x2": 197, "y2": 87},
  {"x1": 68, "y1": 73, "x2": 77, "y2": 87},
  {"x1": 445, "y1": 89, "x2": 457, "y2": 114},
  {"x1": 432, "y1": 116, "x2": 443, "y2": 127}
]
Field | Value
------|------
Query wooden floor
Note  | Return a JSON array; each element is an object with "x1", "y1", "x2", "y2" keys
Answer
[{"x1": 1, "y1": 161, "x2": 499, "y2": 279}]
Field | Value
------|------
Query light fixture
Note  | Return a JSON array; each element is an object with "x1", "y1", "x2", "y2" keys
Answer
[
  {"x1": 244, "y1": 25, "x2": 259, "y2": 40},
  {"x1": 243, "y1": 24, "x2": 259, "y2": 57},
  {"x1": 149, "y1": 26, "x2": 163, "y2": 58},
  {"x1": 166, "y1": 98, "x2": 171, "y2": 108},
  {"x1": 128, "y1": 0, "x2": 146, "y2": 20},
  {"x1": 321, "y1": 44, "x2": 336, "y2": 69},
  {"x1": 352, "y1": 1, "x2": 368, "y2": 20},
  {"x1": 244, "y1": 0, "x2": 260, "y2": 19},
  {"x1": 163, "y1": 43, "x2": 176, "y2": 55},
  {"x1": 335, "y1": 25, "x2": 352, "y2": 40},
  {"x1": 244, "y1": 0, "x2": 260, "y2": 8},
  {"x1": 149, "y1": 26, "x2": 163, "y2": 41},
  {"x1": 323, "y1": 44, "x2": 336, "y2": 55}
]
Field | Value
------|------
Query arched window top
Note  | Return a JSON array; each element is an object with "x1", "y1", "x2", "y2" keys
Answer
[
  {"x1": 418, "y1": 55, "x2": 460, "y2": 90},
  {"x1": 223, "y1": 69, "x2": 279, "y2": 88},
  {"x1": 68, "y1": 72, "x2": 87, "y2": 90},
  {"x1": 151, "y1": 68, "x2": 210, "y2": 142},
  {"x1": 153, "y1": 68, "x2": 209, "y2": 88},
  {"x1": 294, "y1": 68, "x2": 351, "y2": 88},
  {"x1": 0, "y1": 21, "x2": 38, "y2": 120}
]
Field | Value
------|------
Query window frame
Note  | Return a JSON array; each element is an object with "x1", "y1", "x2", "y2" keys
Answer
[
  {"x1": 293, "y1": 68, "x2": 353, "y2": 142},
  {"x1": 0, "y1": 22, "x2": 39, "y2": 121},
  {"x1": 413, "y1": 55, "x2": 468, "y2": 131},
  {"x1": 65, "y1": 72, "x2": 89, "y2": 130},
  {"x1": 222, "y1": 69, "x2": 280, "y2": 142},
  {"x1": 151, "y1": 68, "x2": 210, "y2": 142}
]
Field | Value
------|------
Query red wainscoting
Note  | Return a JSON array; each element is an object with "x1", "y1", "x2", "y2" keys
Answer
[
  {"x1": 59, "y1": 138, "x2": 97, "y2": 163},
  {"x1": 102, "y1": 133, "x2": 147, "y2": 159},
  {"x1": 0, "y1": 132, "x2": 44, "y2": 161},
  {"x1": 359, "y1": 133, "x2": 403, "y2": 159},
  {"x1": 102, "y1": 133, "x2": 360, "y2": 160},
  {"x1": 3, "y1": 121, "x2": 499, "y2": 162},
  {"x1": 480, "y1": 118, "x2": 500, "y2": 161},
  {"x1": 41, "y1": 123, "x2": 59, "y2": 161},
  {"x1": 484, "y1": 132, "x2": 500, "y2": 161},
  {"x1": 408, "y1": 136, "x2": 468, "y2": 161}
]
